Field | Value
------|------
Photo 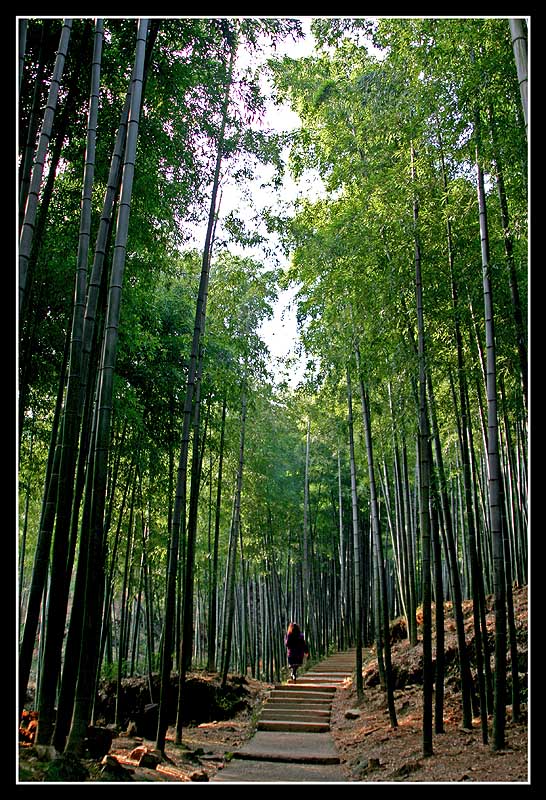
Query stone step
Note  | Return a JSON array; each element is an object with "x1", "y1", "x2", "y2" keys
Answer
[
  {"x1": 265, "y1": 700, "x2": 332, "y2": 710},
  {"x1": 261, "y1": 711, "x2": 331, "y2": 723},
  {"x1": 272, "y1": 690, "x2": 335, "y2": 701},
  {"x1": 250, "y1": 652, "x2": 357, "y2": 740},
  {"x1": 258, "y1": 720, "x2": 330, "y2": 733},
  {"x1": 262, "y1": 706, "x2": 331, "y2": 717},
  {"x1": 305, "y1": 671, "x2": 351, "y2": 677},
  {"x1": 274, "y1": 684, "x2": 336, "y2": 694},
  {"x1": 285, "y1": 683, "x2": 340, "y2": 691},
  {"x1": 233, "y1": 731, "x2": 342, "y2": 765},
  {"x1": 314, "y1": 664, "x2": 353, "y2": 671},
  {"x1": 263, "y1": 705, "x2": 331, "y2": 715},
  {"x1": 300, "y1": 683, "x2": 344, "y2": 688}
]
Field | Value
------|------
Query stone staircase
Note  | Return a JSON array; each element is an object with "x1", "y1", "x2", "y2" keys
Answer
[
  {"x1": 257, "y1": 651, "x2": 355, "y2": 734},
  {"x1": 212, "y1": 649, "x2": 356, "y2": 780}
]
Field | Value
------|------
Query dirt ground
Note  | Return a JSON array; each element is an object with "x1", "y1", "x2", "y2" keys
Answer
[
  {"x1": 18, "y1": 676, "x2": 275, "y2": 784},
  {"x1": 18, "y1": 586, "x2": 529, "y2": 784},
  {"x1": 330, "y1": 668, "x2": 529, "y2": 783},
  {"x1": 333, "y1": 584, "x2": 529, "y2": 783},
  {"x1": 95, "y1": 678, "x2": 275, "y2": 783}
]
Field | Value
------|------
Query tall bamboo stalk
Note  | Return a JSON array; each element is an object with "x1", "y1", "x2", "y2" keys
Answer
[
  {"x1": 488, "y1": 106, "x2": 527, "y2": 411},
  {"x1": 508, "y1": 19, "x2": 528, "y2": 138},
  {"x1": 18, "y1": 19, "x2": 27, "y2": 91},
  {"x1": 18, "y1": 338, "x2": 68, "y2": 718},
  {"x1": 411, "y1": 143, "x2": 433, "y2": 757},
  {"x1": 19, "y1": 20, "x2": 72, "y2": 318},
  {"x1": 207, "y1": 396, "x2": 227, "y2": 672},
  {"x1": 65, "y1": 19, "x2": 150, "y2": 754},
  {"x1": 354, "y1": 341, "x2": 397, "y2": 727},
  {"x1": 221, "y1": 389, "x2": 248, "y2": 687},
  {"x1": 155, "y1": 35, "x2": 236, "y2": 754},
  {"x1": 475, "y1": 115, "x2": 507, "y2": 751},
  {"x1": 337, "y1": 446, "x2": 348, "y2": 648},
  {"x1": 19, "y1": 20, "x2": 52, "y2": 232},
  {"x1": 346, "y1": 367, "x2": 363, "y2": 698},
  {"x1": 302, "y1": 418, "x2": 312, "y2": 646},
  {"x1": 32, "y1": 20, "x2": 103, "y2": 747}
]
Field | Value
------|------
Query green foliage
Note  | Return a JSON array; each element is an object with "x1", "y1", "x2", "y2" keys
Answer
[{"x1": 18, "y1": 18, "x2": 527, "y2": 705}]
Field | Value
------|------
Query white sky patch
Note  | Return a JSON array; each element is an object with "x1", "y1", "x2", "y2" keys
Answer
[
  {"x1": 259, "y1": 282, "x2": 307, "y2": 389},
  {"x1": 189, "y1": 18, "x2": 385, "y2": 387},
  {"x1": 216, "y1": 18, "x2": 320, "y2": 387},
  {"x1": 221, "y1": 17, "x2": 319, "y2": 227}
]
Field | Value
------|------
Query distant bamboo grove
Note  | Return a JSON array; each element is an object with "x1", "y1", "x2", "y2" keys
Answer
[{"x1": 18, "y1": 17, "x2": 528, "y2": 761}]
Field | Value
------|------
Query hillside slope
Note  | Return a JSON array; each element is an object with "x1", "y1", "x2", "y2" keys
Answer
[{"x1": 331, "y1": 585, "x2": 529, "y2": 782}]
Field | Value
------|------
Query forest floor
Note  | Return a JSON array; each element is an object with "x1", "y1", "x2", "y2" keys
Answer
[
  {"x1": 330, "y1": 584, "x2": 530, "y2": 783},
  {"x1": 18, "y1": 586, "x2": 529, "y2": 785}
]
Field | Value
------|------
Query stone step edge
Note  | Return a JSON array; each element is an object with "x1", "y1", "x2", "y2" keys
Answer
[
  {"x1": 263, "y1": 706, "x2": 331, "y2": 713},
  {"x1": 265, "y1": 703, "x2": 332, "y2": 710},
  {"x1": 261, "y1": 712, "x2": 331, "y2": 720},
  {"x1": 305, "y1": 670, "x2": 352, "y2": 675},
  {"x1": 258, "y1": 721, "x2": 330, "y2": 733},
  {"x1": 234, "y1": 751, "x2": 341, "y2": 765},
  {"x1": 273, "y1": 684, "x2": 337, "y2": 692},
  {"x1": 271, "y1": 688, "x2": 335, "y2": 694}
]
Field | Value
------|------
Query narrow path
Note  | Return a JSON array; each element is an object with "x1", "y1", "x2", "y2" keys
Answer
[{"x1": 212, "y1": 649, "x2": 355, "y2": 782}]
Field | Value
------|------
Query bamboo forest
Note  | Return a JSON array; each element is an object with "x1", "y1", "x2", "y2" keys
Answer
[{"x1": 17, "y1": 16, "x2": 529, "y2": 784}]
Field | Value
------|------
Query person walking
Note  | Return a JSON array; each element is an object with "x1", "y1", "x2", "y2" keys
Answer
[{"x1": 284, "y1": 622, "x2": 309, "y2": 682}]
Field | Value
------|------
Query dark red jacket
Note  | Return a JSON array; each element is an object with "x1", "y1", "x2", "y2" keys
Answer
[{"x1": 285, "y1": 632, "x2": 309, "y2": 665}]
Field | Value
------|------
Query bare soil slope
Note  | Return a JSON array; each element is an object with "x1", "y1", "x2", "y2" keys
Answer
[{"x1": 331, "y1": 584, "x2": 528, "y2": 783}]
